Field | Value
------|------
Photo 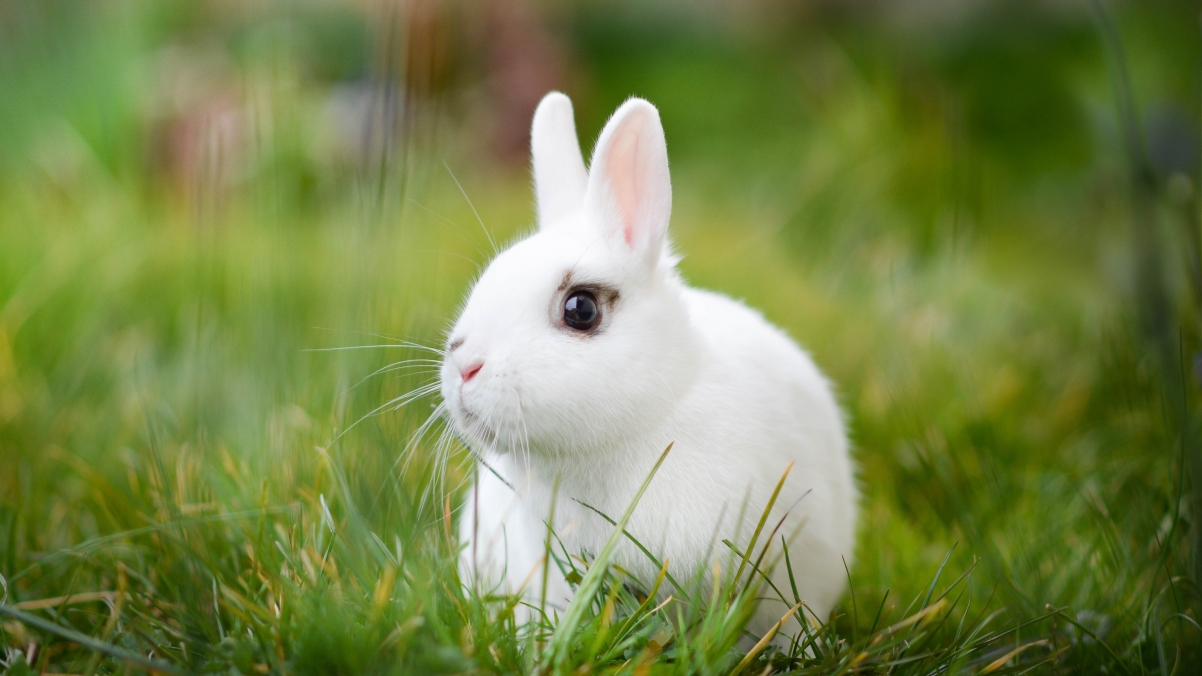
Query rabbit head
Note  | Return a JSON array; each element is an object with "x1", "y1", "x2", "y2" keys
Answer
[{"x1": 441, "y1": 94, "x2": 700, "y2": 458}]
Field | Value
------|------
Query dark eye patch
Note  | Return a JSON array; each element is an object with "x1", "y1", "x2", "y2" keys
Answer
[{"x1": 554, "y1": 272, "x2": 619, "y2": 336}]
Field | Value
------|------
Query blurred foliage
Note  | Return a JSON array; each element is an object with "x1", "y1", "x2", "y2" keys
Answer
[{"x1": 0, "y1": 0, "x2": 1200, "y2": 673}]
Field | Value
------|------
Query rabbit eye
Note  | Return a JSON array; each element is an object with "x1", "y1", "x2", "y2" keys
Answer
[{"x1": 564, "y1": 291, "x2": 600, "y2": 331}]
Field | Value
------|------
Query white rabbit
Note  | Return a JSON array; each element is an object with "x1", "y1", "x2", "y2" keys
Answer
[{"x1": 441, "y1": 92, "x2": 857, "y2": 639}]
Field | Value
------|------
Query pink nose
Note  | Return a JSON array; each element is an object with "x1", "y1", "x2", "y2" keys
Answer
[{"x1": 460, "y1": 361, "x2": 484, "y2": 383}]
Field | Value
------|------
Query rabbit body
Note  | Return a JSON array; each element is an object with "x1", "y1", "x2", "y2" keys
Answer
[{"x1": 443, "y1": 93, "x2": 857, "y2": 638}]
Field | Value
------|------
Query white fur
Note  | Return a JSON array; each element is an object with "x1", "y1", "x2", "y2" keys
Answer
[{"x1": 442, "y1": 93, "x2": 857, "y2": 639}]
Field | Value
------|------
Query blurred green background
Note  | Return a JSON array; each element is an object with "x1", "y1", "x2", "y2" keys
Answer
[{"x1": 1, "y1": 0, "x2": 1200, "y2": 673}]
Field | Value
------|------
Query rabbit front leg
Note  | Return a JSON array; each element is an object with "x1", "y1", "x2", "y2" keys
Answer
[{"x1": 459, "y1": 462, "x2": 573, "y2": 627}]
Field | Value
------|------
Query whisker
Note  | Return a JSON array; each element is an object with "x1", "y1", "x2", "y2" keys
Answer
[
  {"x1": 326, "y1": 382, "x2": 440, "y2": 449},
  {"x1": 307, "y1": 327, "x2": 448, "y2": 355},
  {"x1": 422, "y1": 412, "x2": 502, "y2": 530},
  {"x1": 394, "y1": 341, "x2": 448, "y2": 356},
  {"x1": 400, "y1": 402, "x2": 449, "y2": 480},
  {"x1": 383, "y1": 384, "x2": 443, "y2": 412},
  {"x1": 435, "y1": 428, "x2": 460, "y2": 517},
  {"x1": 515, "y1": 390, "x2": 532, "y2": 479},
  {"x1": 346, "y1": 362, "x2": 441, "y2": 393},
  {"x1": 303, "y1": 345, "x2": 409, "y2": 352},
  {"x1": 303, "y1": 344, "x2": 447, "y2": 357},
  {"x1": 388, "y1": 369, "x2": 441, "y2": 382},
  {"x1": 443, "y1": 159, "x2": 498, "y2": 255},
  {"x1": 417, "y1": 248, "x2": 485, "y2": 272},
  {"x1": 410, "y1": 425, "x2": 451, "y2": 519},
  {"x1": 372, "y1": 402, "x2": 447, "y2": 513},
  {"x1": 408, "y1": 198, "x2": 491, "y2": 263}
]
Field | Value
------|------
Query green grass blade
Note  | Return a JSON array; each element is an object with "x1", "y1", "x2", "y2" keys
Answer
[
  {"x1": 543, "y1": 443, "x2": 673, "y2": 668},
  {"x1": 0, "y1": 603, "x2": 189, "y2": 675}
]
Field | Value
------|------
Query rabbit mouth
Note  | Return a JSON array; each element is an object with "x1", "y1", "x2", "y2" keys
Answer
[
  {"x1": 454, "y1": 403, "x2": 538, "y2": 457},
  {"x1": 451, "y1": 401, "x2": 499, "y2": 449},
  {"x1": 443, "y1": 377, "x2": 533, "y2": 454},
  {"x1": 455, "y1": 400, "x2": 482, "y2": 428}
]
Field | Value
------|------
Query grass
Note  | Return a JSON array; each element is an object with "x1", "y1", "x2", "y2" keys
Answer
[{"x1": 1, "y1": 1, "x2": 1201, "y2": 673}]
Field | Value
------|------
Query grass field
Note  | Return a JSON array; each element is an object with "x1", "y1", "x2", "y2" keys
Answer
[{"x1": 1, "y1": 1, "x2": 1201, "y2": 673}]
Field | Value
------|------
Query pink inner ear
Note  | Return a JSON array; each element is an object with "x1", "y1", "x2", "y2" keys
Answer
[{"x1": 607, "y1": 124, "x2": 645, "y2": 247}]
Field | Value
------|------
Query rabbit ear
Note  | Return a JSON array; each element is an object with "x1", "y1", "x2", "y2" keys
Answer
[
  {"x1": 531, "y1": 92, "x2": 588, "y2": 229},
  {"x1": 585, "y1": 98, "x2": 671, "y2": 265}
]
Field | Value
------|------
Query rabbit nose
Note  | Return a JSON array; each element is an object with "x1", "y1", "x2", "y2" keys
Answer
[
  {"x1": 460, "y1": 359, "x2": 484, "y2": 383},
  {"x1": 447, "y1": 337, "x2": 484, "y2": 383}
]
